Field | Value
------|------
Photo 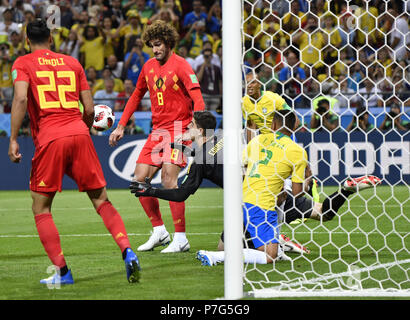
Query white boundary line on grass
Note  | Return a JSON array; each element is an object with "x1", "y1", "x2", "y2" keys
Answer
[
  {"x1": 0, "y1": 204, "x2": 407, "y2": 212},
  {"x1": 0, "y1": 230, "x2": 408, "y2": 238},
  {"x1": 0, "y1": 232, "x2": 222, "y2": 238}
]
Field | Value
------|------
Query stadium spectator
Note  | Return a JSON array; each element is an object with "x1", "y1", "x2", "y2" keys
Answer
[
  {"x1": 359, "y1": 78, "x2": 382, "y2": 108},
  {"x1": 381, "y1": 8, "x2": 409, "y2": 62},
  {"x1": 279, "y1": 50, "x2": 307, "y2": 108},
  {"x1": 88, "y1": 4, "x2": 103, "y2": 26},
  {"x1": 263, "y1": 39, "x2": 284, "y2": 73},
  {"x1": 86, "y1": 66, "x2": 99, "y2": 94},
  {"x1": 94, "y1": 78, "x2": 119, "y2": 110},
  {"x1": 193, "y1": 40, "x2": 220, "y2": 72},
  {"x1": 337, "y1": 10, "x2": 356, "y2": 48},
  {"x1": 71, "y1": 10, "x2": 90, "y2": 38},
  {"x1": 322, "y1": 14, "x2": 341, "y2": 66},
  {"x1": 282, "y1": 0, "x2": 306, "y2": 34},
  {"x1": 346, "y1": 106, "x2": 375, "y2": 132},
  {"x1": 375, "y1": 46, "x2": 394, "y2": 78},
  {"x1": 58, "y1": 0, "x2": 75, "y2": 30},
  {"x1": 9, "y1": 30, "x2": 25, "y2": 61},
  {"x1": 354, "y1": 1, "x2": 379, "y2": 48},
  {"x1": 106, "y1": 54, "x2": 124, "y2": 79},
  {"x1": 379, "y1": 104, "x2": 410, "y2": 131},
  {"x1": 310, "y1": 98, "x2": 339, "y2": 132},
  {"x1": 12, "y1": 1, "x2": 25, "y2": 24},
  {"x1": 331, "y1": 74, "x2": 360, "y2": 110},
  {"x1": 107, "y1": 0, "x2": 126, "y2": 27},
  {"x1": 132, "y1": 0, "x2": 155, "y2": 25},
  {"x1": 101, "y1": 16, "x2": 120, "y2": 60},
  {"x1": 59, "y1": 30, "x2": 80, "y2": 61},
  {"x1": 115, "y1": 79, "x2": 135, "y2": 111},
  {"x1": 348, "y1": 62, "x2": 365, "y2": 92},
  {"x1": 177, "y1": 42, "x2": 195, "y2": 69},
  {"x1": 71, "y1": 0, "x2": 85, "y2": 17},
  {"x1": 79, "y1": 25, "x2": 106, "y2": 74},
  {"x1": 258, "y1": 64, "x2": 278, "y2": 93},
  {"x1": 0, "y1": 39, "x2": 13, "y2": 103},
  {"x1": 196, "y1": 47, "x2": 222, "y2": 110},
  {"x1": 182, "y1": 0, "x2": 207, "y2": 31},
  {"x1": 0, "y1": 8, "x2": 21, "y2": 40},
  {"x1": 94, "y1": 66, "x2": 124, "y2": 95},
  {"x1": 255, "y1": 11, "x2": 284, "y2": 53},
  {"x1": 118, "y1": 10, "x2": 144, "y2": 55},
  {"x1": 123, "y1": 35, "x2": 150, "y2": 85},
  {"x1": 183, "y1": 20, "x2": 213, "y2": 58},
  {"x1": 206, "y1": 1, "x2": 222, "y2": 34},
  {"x1": 292, "y1": 14, "x2": 327, "y2": 78},
  {"x1": 149, "y1": 5, "x2": 179, "y2": 29}
]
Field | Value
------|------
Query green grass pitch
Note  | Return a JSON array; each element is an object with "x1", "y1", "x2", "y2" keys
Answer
[{"x1": 0, "y1": 186, "x2": 408, "y2": 300}]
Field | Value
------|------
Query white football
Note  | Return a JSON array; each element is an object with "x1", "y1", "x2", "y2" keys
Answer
[{"x1": 93, "y1": 104, "x2": 115, "y2": 131}]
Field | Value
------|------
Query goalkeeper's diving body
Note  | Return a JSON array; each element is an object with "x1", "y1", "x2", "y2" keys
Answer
[{"x1": 131, "y1": 111, "x2": 381, "y2": 265}]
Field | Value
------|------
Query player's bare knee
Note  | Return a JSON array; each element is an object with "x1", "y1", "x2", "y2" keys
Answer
[
  {"x1": 31, "y1": 191, "x2": 54, "y2": 215},
  {"x1": 87, "y1": 187, "x2": 108, "y2": 210},
  {"x1": 161, "y1": 172, "x2": 178, "y2": 189}
]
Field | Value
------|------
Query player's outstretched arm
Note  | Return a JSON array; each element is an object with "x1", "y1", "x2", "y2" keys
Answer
[
  {"x1": 80, "y1": 89, "x2": 95, "y2": 129},
  {"x1": 130, "y1": 163, "x2": 204, "y2": 202},
  {"x1": 9, "y1": 81, "x2": 29, "y2": 163}
]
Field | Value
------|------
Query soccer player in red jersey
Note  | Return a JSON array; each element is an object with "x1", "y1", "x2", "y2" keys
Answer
[
  {"x1": 8, "y1": 19, "x2": 140, "y2": 285},
  {"x1": 109, "y1": 20, "x2": 205, "y2": 253}
]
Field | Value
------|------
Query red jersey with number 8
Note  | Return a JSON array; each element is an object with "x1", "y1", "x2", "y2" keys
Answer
[
  {"x1": 12, "y1": 49, "x2": 90, "y2": 148},
  {"x1": 119, "y1": 52, "x2": 202, "y2": 132}
]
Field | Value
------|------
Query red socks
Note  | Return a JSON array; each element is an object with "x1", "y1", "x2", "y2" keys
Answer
[
  {"x1": 139, "y1": 197, "x2": 186, "y2": 232},
  {"x1": 34, "y1": 203, "x2": 131, "y2": 269},
  {"x1": 169, "y1": 201, "x2": 185, "y2": 232},
  {"x1": 139, "y1": 196, "x2": 164, "y2": 227},
  {"x1": 96, "y1": 201, "x2": 131, "y2": 252},
  {"x1": 34, "y1": 213, "x2": 66, "y2": 269}
]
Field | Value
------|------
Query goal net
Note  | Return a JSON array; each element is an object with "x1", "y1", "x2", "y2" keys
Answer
[{"x1": 238, "y1": 0, "x2": 410, "y2": 298}]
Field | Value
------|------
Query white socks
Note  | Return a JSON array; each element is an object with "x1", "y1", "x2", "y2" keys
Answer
[
  {"x1": 206, "y1": 249, "x2": 268, "y2": 264},
  {"x1": 153, "y1": 225, "x2": 167, "y2": 234},
  {"x1": 243, "y1": 248, "x2": 268, "y2": 264},
  {"x1": 173, "y1": 232, "x2": 187, "y2": 242}
]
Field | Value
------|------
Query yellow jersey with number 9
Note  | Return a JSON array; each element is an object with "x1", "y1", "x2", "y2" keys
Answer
[
  {"x1": 243, "y1": 132, "x2": 308, "y2": 210},
  {"x1": 242, "y1": 91, "x2": 289, "y2": 134}
]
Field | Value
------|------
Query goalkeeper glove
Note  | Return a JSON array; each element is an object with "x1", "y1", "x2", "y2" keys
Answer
[{"x1": 129, "y1": 177, "x2": 155, "y2": 197}]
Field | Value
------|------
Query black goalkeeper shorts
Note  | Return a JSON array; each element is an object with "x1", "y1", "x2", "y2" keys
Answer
[
  {"x1": 220, "y1": 230, "x2": 255, "y2": 249},
  {"x1": 283, "y1": 195, "x2": 313, "y2": 224}
]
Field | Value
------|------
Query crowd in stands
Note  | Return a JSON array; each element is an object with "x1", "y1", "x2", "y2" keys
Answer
[
  {"x1": 0, "y1": 0, "x2": 408, "y2": 136},
  {"x1": 243, "y1": 0, "x2": 409, "y2": 132}
]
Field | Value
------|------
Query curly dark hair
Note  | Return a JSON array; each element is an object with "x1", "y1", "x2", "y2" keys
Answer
[{"x1": 142, "y1": 20, "x2": 179, "y2": 49}]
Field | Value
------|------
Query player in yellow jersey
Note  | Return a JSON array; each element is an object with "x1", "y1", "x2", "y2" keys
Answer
[
  {"x1": 242, "y1": 110, "x2": 307, "y2": 262},
  {"x1": 242, "y1": 73, "x2": 290, "y2": 142}
]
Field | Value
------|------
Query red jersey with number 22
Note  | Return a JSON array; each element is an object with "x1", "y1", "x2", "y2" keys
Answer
[
  {"x1": 12, "y1": 49, "x2": 90, "y2": 149},
  {"x1": 119, "y1": 52, "x2": 201, "y2": 132}
]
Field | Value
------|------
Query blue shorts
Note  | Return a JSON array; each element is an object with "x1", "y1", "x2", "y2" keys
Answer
[{"x1": 242, "y1": 202, "x2": 279, "y2": 249}]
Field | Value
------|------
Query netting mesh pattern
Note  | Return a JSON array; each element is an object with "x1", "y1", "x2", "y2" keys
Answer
[{"x1": 241, "y1": 0, "x2": 409, "y2": 296}]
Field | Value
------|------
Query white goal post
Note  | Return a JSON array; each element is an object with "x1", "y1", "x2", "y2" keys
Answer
[
  {"x1": 222, "y1": 0, "x2": 244, "y2": 300},
  {"x1": 223, "y1": 0, "x2": 410, "y2": 299}
]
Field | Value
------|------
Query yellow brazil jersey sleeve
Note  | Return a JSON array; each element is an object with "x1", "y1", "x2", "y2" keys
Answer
[{"x1": 286, "y1": 144, "x2": 308, "y2": 183}]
